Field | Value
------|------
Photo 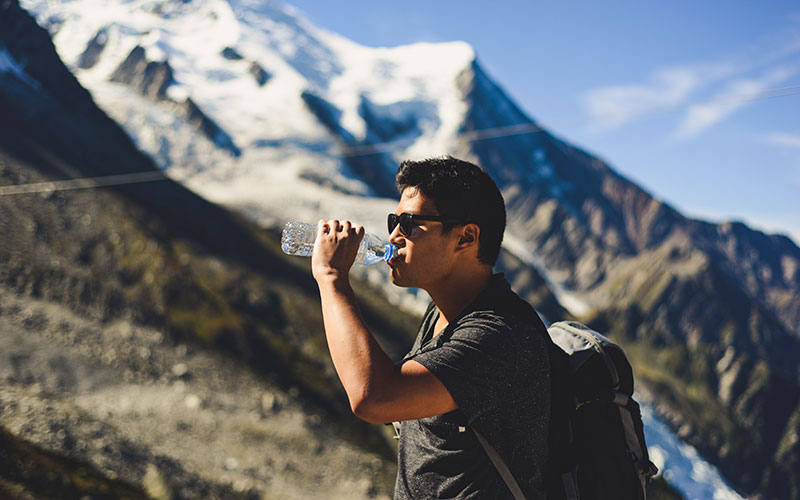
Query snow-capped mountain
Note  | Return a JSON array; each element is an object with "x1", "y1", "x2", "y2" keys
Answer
[
  {"x1": 21, "y1": 0, "x2": 476, "y2": 234},
  {"x1": 16, "y1": 1, "x2": 800, "y2": 498}
]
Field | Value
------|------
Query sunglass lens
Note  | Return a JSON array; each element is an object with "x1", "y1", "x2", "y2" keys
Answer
[
  {"x1": 388, "y1": 213, "x2": 412, "y2": 236},
  {"x1": 399, "y1": 214, "x2": 412, "y2": 236}
]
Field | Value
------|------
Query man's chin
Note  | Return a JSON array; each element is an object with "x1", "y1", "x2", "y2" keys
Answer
[{"x1": 389, "y1": 269, "x2": 410, "y2": 288}]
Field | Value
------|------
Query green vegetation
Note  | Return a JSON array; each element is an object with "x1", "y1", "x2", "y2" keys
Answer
[
  {"x1": 0, "y1": 425, "x2": 150, "y2": 500},
  {"x1": 619, "y1": 339, "x2": 740, "y2": 451}
]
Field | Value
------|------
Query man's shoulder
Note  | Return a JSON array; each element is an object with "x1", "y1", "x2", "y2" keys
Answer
[
  {"x1": 452, "y1": 302, "x2": 547, "y2": 358},
  {"x1": 465, "y1": 285, "x2": 545, "y2": 333}
]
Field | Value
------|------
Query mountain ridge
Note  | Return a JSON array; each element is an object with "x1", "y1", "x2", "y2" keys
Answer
[{"x1": 9, "y1": 0, "x2": 800, "y2": 497}]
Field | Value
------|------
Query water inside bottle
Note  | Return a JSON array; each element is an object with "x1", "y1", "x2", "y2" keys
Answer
[{"x1": 281, "y1": 222, "x2": 315, "y2": 256}]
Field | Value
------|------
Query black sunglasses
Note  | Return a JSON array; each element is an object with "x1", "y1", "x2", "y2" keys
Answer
[{"x1": 388, "y1": 213, "x2": 467, "y2": 236}]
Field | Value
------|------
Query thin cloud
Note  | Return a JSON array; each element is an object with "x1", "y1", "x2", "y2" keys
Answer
[
  {"x1": 765, "y1": 131, "x2": 800, "y2": 149},
  {"x1": 673, "y1": 66, "x2": 797, "y2": 140},
  {"x1": 581, "y1": 67, "x2": 699, "y2": 131},
  {"x1": 579, "y1": 32, "x2": 800, "y2": 134}
]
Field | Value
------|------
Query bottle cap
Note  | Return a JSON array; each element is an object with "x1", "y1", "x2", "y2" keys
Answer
[{"x1": 383, "y1": 243, "x2": 395, "y2": 262}]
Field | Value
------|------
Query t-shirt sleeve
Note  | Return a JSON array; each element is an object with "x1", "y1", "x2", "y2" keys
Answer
[{"x1": 410, "y1": 313, "x2": 520, "y2": 423}]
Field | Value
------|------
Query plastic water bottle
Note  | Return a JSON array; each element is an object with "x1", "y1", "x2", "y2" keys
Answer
[{"x1": 281, "y1": 222, "x2": 396, "y2": 265}]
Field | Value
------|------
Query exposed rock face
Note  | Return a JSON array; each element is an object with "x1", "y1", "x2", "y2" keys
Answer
[
  {"x1": 220, "y1": 46, "x2": 271, "y2": 85},
  {"x1": 76, "y1": 27, "x2": 107, "y2": 69},
  {"x1": 249, "y1": 61, "x2": 270, "y2": 86},
  {"x1": 108, "y1": 44, "x2": 241, "y2": 156},
  {"x1": 221, "y1": 46, "x2": 244, "y2": 60},
  {"x1": 300, "y1": 90, "x2": 399, "y2": 198},
  {"x1": 110, "y1": 45, "x2": 174, "y2": 99}
]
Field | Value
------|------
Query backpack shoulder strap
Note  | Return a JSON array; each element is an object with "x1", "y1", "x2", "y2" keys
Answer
[
  {"x1": 472, "y1": 428, "x2": 527, "y2": 500},
  {"x1": 474, "y1": 426, "x2": 581, "y2": 500}
]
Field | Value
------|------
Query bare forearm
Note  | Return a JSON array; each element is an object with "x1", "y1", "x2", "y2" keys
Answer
[
  {"x1": 316, "y1": 275, "x2": 395, "y2": 411},
  {"x1": 309, "y1": 218, "x2": 457, "y2": 423}
]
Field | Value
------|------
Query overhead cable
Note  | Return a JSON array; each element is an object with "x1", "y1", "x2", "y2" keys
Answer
[{"x1": 0, "y1": 171, "x2": 168, "y2": 196}]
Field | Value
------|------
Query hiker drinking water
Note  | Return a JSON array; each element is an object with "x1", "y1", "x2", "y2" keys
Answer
[{"x1": 310, "y1": 156, "x2": 553, "y2": 499}]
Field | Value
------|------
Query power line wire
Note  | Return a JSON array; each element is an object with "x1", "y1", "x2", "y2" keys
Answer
[
  {"x1": 2, "y1": 84, "x2": 799, "y2": 197},
  {"x1": 0, "y1": 171, "x2": 168, "y2": 196}
]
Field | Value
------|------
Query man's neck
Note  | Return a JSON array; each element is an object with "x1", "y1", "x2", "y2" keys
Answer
[{"x1": 428, "y1": 267, "x2": 493, "y2": 327}]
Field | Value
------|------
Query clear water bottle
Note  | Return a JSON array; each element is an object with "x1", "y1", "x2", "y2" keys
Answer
[{"x1": 281, "y1": 222, "x2": 396, "y2": 265}]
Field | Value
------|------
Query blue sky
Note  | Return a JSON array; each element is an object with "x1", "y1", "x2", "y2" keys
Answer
[{"x1": 289, "y1": 0, "x2": 800, "y2": 244}]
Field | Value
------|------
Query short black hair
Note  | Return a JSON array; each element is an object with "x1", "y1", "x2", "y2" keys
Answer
[{"x1": 395, "y1": 156, "x2": 506, "y2": 266}]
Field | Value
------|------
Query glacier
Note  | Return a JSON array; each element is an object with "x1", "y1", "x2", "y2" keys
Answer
[{"x1": 642, "y1": 402, "x2": 746, "y2": 500}]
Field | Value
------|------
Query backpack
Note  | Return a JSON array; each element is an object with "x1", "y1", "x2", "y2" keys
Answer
[
  {"x1": 475, "y1": 320, "x2": 658, "y2": 500},
  {"x1": 547, "y1": 321, "x2": 658, "y2": 499}
]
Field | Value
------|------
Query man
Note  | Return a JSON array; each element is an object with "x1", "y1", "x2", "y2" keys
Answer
[{"x1": 311, "y1": 156, "x2": 552, "y2": 499}]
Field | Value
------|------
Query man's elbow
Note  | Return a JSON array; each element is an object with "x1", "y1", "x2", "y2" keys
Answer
[{"x1": 350, "y1": 394, "x2": 390, "y2": 425}]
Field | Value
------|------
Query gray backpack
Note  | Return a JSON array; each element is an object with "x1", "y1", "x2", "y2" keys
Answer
[{"x1": 476, "y1": 321, "x2": 658, "y2": 500}]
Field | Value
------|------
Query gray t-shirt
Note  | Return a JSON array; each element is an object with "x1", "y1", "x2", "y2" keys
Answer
[{"x1": 394, "y1": 274, "x2": 551, "y2": 500}]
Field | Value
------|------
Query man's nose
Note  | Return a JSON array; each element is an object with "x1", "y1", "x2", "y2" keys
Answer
[{"x1": 388, "y1": 225, "x2": 404, "y2": 246}]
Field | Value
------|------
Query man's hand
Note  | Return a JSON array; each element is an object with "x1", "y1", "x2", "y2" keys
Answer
[{"x1": 311, "y1": 219, "x2": 365, "y2": 281}]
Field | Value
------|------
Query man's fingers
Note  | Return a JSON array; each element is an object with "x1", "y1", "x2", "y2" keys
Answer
[{"x1": 317, "y1": 219, "x2": 363, "y2": 239}]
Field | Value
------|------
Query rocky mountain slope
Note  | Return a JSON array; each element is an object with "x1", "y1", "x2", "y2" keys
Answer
[
  {"x1": 456, "y1": 60, "x2": 800, "y2": 499},
  {"x1": 7, "y1": 0, "x2": 800, "y2": 497},
  {"x1": 0, "y1": 1, "x2": 420, "y2": 496}
]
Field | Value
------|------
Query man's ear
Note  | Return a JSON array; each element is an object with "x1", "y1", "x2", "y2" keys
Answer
[{"x1": 457, "y1": 224, "x2": 480, "y2": 249}]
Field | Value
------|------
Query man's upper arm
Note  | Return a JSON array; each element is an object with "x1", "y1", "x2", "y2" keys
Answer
[
  {"x1": 355, "y1": 314, "x2": 517, "y2": 425},
  {"x1": 405, "y1": 317, "x2": 519, "y2": 423},
  {"x1": 354, "y1": 359, "x2": 458, "y2": 424}
]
